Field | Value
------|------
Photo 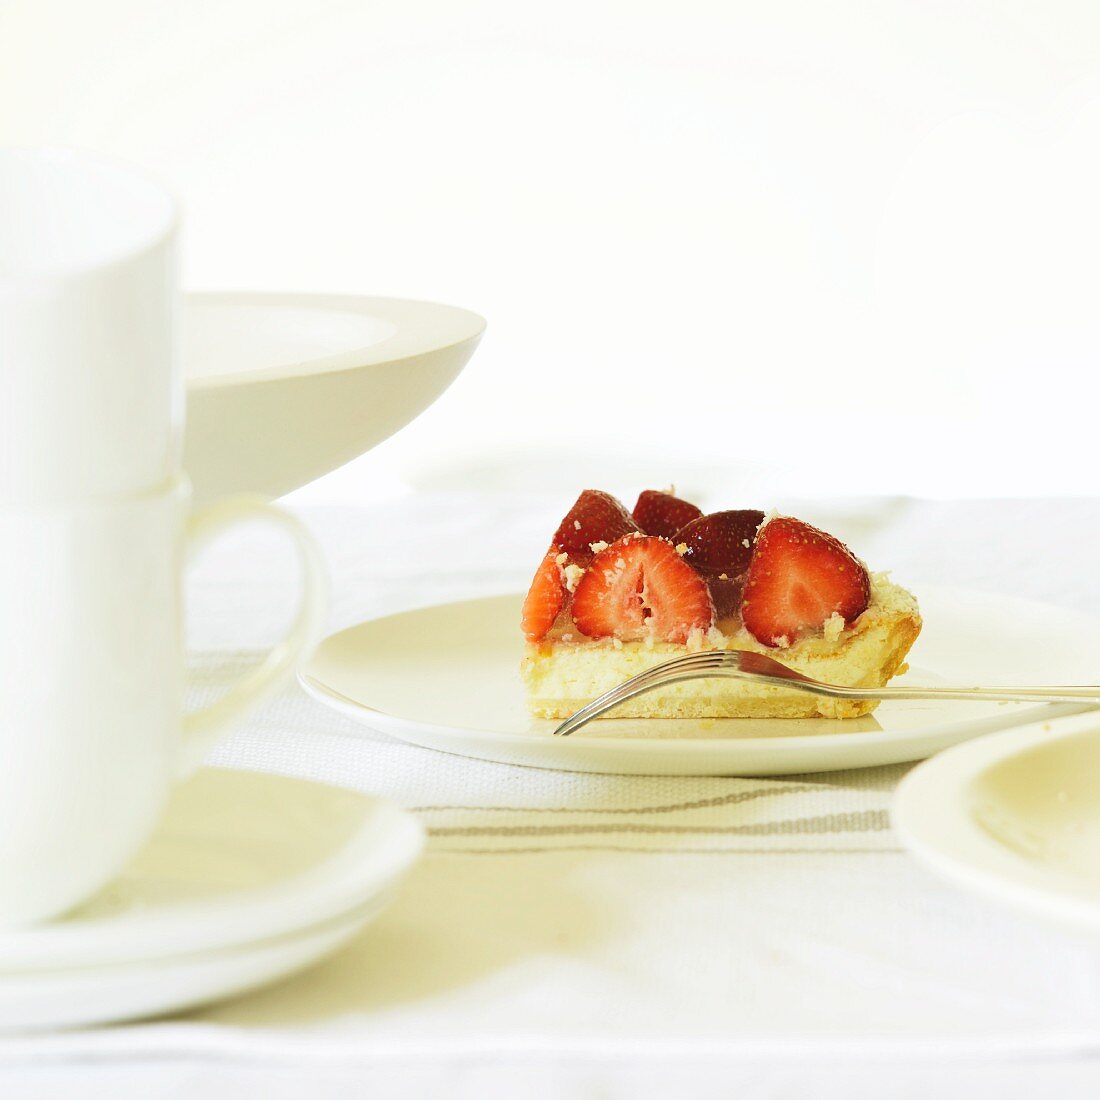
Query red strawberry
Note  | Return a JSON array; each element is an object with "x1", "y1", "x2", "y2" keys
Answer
[
  {"x1": 553, "y1": 490, "x2": 638, "y2": 563},
  {"x1": 675, "y1": 510, "x2": 764, "y2": 577},
  {"x1": 632, "y1": 489, "x2": 703, "y2": 540},
  {"x1": 521, "y1": 546, "x2": 566, "y2": 642},
  {"x1": 704, "y1": 575, "x2": 743, "y2": 619},
  {"x1": 740, "y1": 517, "x2": 870, "y2": 647},
  {"x1": 571, "y1": 535, "x2": 714, "y2": 643},
  {"x1": 674, "y1": 510, "x2": 765, "y2": 617}
]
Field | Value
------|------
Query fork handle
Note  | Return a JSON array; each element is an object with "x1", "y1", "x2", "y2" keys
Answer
[
  {"x1": 819, "y1": 684, "x2": 1100, "y2": 703},
  {"x1": 553, "y1": 671, "x2": 1100, "y2": 737}
]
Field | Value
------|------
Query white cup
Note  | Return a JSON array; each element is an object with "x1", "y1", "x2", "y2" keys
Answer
[
  {"x1": 0, "y1": 478, "x2": 326, "y2": 927},
  {"x1": 0, "y1": 147, "x2": 180, "y2": 504}
]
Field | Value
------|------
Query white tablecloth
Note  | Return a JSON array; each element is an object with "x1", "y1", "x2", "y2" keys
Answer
[{"x1": 5, "y1": 490, "x2": 1100, "y2": 1098}]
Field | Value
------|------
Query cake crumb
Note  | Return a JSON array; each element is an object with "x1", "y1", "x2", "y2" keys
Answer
[
  {"x1": 741, "y1": 538, "x2": 750, "y2": 548},
  {"x1": 775, "y1": 635, "x2": 791, "y2": 649},
  {"x1": 589, "y1": 540, "x2": 609, "y2": 553},
  {"x1": 718, "y1": 572, "x2": 729, "y2": 581},
  {"x1": 822, "y1": 611, "x2": 845, "y2": 643},
  {"x1": 573, "y1": 519, "x2": 581, "y2": 530},
  {"x1": 555, "y1": 551, "x2": 568, "y2": 566},
  {"x1": 757, "y1": 510, "x2": 780, "y2": 533},
  {"x1": 675, "y1": 542, "x2": 688, "y2": 556},
  {"x1": 562, "y1": 563, "x2": 585, "y2": 592}
]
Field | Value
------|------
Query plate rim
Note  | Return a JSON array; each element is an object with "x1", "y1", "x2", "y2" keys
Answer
[
  {"x1": 0, "y1": 900, "x2": 379, "y2": 1032},
  {"x1": 894, "y1": 710, "x2": 1100, "y2": 932},
  {"x1": 185, "y1": 291, "x2": 486, "y2": 390}
]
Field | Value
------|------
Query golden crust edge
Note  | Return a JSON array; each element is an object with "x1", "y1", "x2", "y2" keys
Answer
[{"x1": 524, "y1": 609, "x2": 923, "y2": 721}]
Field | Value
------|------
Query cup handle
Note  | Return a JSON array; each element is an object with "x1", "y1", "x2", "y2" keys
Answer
[{"x1": 179, "y1": 495, "x2": 328, "y2": 777}]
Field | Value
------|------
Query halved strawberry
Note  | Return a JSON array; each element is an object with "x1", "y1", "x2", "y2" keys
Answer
[
  {"x1": 571, "y1": 535, "x2": 715, "y2": 643},
  {"x1": 674, "y1": 510, "x2": 764, "y2": 617},
  {"x1": 740, "y1": 517, "x2": 870, "y2": 647},
  {"x1": 521, "y1": 546, "x2": 566, "y2": 642},
  {"x1": 632, "y1": 489, "x2": 703, "y2": 540},
  {"x1": 675, "y1": 510, "x2": 764, "y2": 577},
  {"x1": 553, "y1": 490, "x2": 639, "y2": 563}
]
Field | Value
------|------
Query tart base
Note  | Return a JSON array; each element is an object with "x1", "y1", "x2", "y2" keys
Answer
[{"x1": 522, "y1": 576, "x2": 922, "y2": 721}]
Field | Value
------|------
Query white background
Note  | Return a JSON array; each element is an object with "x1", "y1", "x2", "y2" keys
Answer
[{"x1": 3, "y1": 0, "x2": 1099, "y2": 501}]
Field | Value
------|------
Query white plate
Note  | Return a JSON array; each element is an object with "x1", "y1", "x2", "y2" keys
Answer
[
  {"x1": 0, "y1": 768, "x2": 424, "y2": 973},
  {"x1": 0, "y1": 901, "x2": 377, "y2": 1032},
  {"x1": 895, "y1": 711, "x2": 1100, "y2": 934},
  {"x1": 183, "y1": 292, "x2": 484, "y2": 503},
  {"x1": 300, "y1": 587, "x2": 1100, "y2": 776}
]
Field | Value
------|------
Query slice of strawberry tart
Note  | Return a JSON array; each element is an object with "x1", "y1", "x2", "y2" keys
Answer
[{"x1": 521, "y1": 489, "x2": 921, "y2": 720}]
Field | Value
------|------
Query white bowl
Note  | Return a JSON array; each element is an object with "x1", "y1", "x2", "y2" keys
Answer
[{"x1": 183, "y1": 292, "x2": 484, "y2": 503}]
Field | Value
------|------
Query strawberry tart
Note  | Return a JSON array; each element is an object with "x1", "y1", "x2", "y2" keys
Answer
[{"x1": 521, "y1": 489, "x2": 921, "y2": 720}]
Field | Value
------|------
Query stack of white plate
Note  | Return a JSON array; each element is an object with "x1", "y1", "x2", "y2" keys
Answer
[
  {"x1": 0, "y1": 768, "x2": 423, "y2": 1031},
  {"x1": 0, "y1": 290, "x2": 468, "y2": 1030}
]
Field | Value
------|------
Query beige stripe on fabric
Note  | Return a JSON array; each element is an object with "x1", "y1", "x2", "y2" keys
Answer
[
  {"x1": 439, "y1": 845, "x2": 906, "y2": 856},
  {"x1": 428, "y1": 810, "x2": 889, "y2": 839},
  {"x1": 411, "y1": 783, "x2": 822, "y2": 816}
]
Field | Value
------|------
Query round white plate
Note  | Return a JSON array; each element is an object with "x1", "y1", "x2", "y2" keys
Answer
[
  {"x1": 0, "y1": 900, "x2": 378, "y2": 1032},
  {"x1": 300, "y1": 586, "x2": 1100, "y2": 776},
  {"x1": 895, "y1": 711, "x2": 1100, "y2": 935},
  {"x1": 0, "y1": 768, "x2": 424, "y2": 973},
  {"x1": 183, "y1": 292, "x2": 484, "y2": 503}
]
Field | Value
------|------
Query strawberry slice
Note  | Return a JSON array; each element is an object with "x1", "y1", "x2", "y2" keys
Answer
[
  {"x1": 553, "y1": 490, "x2": 639, "y2": 563},
  {"x1": 571, "y1": 535, "x2": 715, "y2": 643},
  {"x1": 521, "y1": 546, "x2": 566, "y2": 642},
  {"x1": 740, "y1": 517, "x2": 870, "y2": 647},
  {"x1": 674, "y1": 510, "x2": 765, "y2": 617},
  {"x1": 703, "y1": 575, "x2": 743, "y2": 619},
  {"x1": 631, "y1": 489, "x2": 703, "y2": 540},
  {"x1": 675, "y1": 510, "x2": 764, "y2": 577}
]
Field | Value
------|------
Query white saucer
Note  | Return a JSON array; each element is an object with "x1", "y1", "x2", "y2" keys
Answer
[
  {"x1": 895, "y1": 711, "x2": 1100, "y2": 935},
  {"x1": 182, "y1": 292, "x2": 484, "y2": 504},
  {"x1": 0, "y1": 768, "x2": 423, "y2": 1030},
  {"x1": 301, "y1": 587, "x2": 1100, "y2": 776},
  {"x1": 0, "y1": 904, "x2": 373, "y2": 1032}
]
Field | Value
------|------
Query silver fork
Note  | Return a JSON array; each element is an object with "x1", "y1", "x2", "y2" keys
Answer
[{"x1": 552, "y1": 649, "x2": 1100, "y2": 737}]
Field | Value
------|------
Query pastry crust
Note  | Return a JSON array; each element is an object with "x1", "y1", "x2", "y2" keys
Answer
[{"x1": 522, "y1": 575, "x2": 922, "y2": 720}]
